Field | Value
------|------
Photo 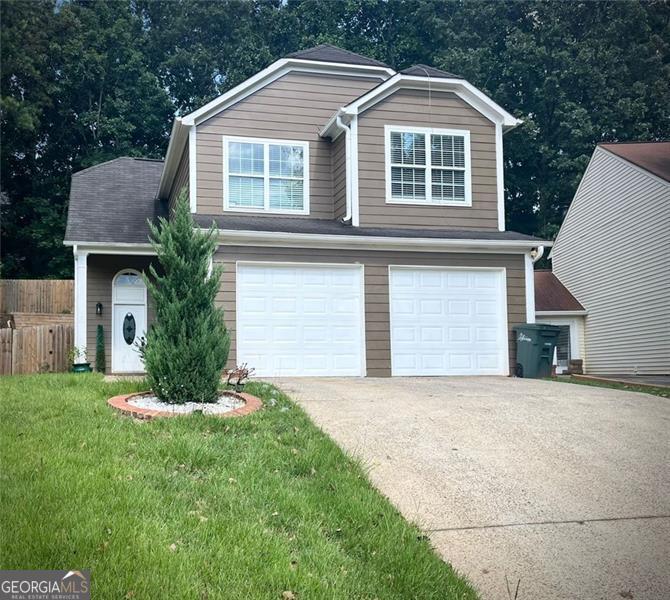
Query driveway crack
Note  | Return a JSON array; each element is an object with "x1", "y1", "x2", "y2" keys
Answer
[{"x1": 428, "y1": 514, "x2": 670, "y2": 532}]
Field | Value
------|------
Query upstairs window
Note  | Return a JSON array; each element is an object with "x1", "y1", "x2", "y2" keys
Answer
[
  {"x1": 223, "y1": 136, "x2": 309, "y2": 214},
  {"x1": 385, "y1": 126, "x2": 471, "y2": 206}
]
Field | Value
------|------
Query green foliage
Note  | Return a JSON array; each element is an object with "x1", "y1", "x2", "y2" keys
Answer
[
  {"x1": 143, "y1": 191, "x2": 230, "y2": 404},
  {"x1": 2, "y1": 0, "x2": 669, "y2": 277},
  {"x1": 1, "y1": 0, "x2": 172, "y2": 278},
  {"x1": 95, "y1": 325, "x2": 106, "y2": 373}
]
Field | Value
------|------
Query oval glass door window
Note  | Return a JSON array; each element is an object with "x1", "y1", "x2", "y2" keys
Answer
[{"x1": 123, "y1": 313, "x2": 136, "y2": 345}]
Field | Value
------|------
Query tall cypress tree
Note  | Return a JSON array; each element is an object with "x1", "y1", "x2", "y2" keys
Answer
[{"x1": 143, "y1": 191, "x2": 230, "y2": 404}]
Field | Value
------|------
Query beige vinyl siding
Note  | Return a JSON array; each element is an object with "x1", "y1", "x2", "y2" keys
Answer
[
  {"x1": 332, "y1": 134, "x2": 347, "y2": 220},
  {"x1": 196, "y1": 72, "x2": 381, "y2": 218},
  {"x1": 168, "y1": 146, "x2": 189, "y2": 215},
  {"x1": 214, "y1": 246, "x2": 525, "y2": 376},
  {"x1": 357, "y1": 89, "x2": 499, "y2": 230},
  {"x1": 87, "y1": 255, "x2": 156, "y2": 373},
  {"x1": 552, "y1": 147, "x2": 670, "y2": 375}
]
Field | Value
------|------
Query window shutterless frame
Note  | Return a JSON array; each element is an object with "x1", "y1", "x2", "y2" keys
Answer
[
  {"x1": 222, "y1": 135, "x2": 310, "y2": 215},
  {"x1": 383, "y1": 125, "x2": 472, "y2": 207}
]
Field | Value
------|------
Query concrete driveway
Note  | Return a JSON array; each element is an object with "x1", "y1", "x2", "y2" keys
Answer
[{"x1": 274, "y1": 377, "x2": 670, "y2": 600}]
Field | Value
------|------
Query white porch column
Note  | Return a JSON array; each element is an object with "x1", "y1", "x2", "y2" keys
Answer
[
  {"x1": 73, "y1": 247, "x2": 88, "y2": 354},
  {"x1": 524, "y1": 252, "x2": 536, "y2": 323}
]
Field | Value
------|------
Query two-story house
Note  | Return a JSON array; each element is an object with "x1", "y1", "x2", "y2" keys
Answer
[{"x1": 64, "y1": 44, "x2": 548, "y2": 377}]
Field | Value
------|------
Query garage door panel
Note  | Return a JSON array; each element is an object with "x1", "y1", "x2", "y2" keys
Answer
[
  {"x1": 390, "y1": 267, "x2": 507, "y2": 376},
  {"x1": 237, "y1": 264, "x2": 364, "y2": 377}
]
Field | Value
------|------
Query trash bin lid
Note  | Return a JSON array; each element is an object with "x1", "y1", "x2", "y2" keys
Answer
[{"x1": 513, "y1": 323, "x2": 561, "y2": 332}]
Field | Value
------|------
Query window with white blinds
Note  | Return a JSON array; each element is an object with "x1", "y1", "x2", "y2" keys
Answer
[
  {"x1": 385, "y1": 126, "x2": 471, "y2": 206},
  {"x1": 223, "y1": 136, "x2": 309, "y2": 214}
]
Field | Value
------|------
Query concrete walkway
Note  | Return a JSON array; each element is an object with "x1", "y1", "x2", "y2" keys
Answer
[{"x1": 274, "y1": 377, "x2": 670, "y2": 600}]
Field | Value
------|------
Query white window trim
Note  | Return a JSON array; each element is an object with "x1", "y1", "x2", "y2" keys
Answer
[
  {"x1": 222, "y1": 135, "x2": 310, "y2": 215},
  {"x1": 384, "y1": 125, "x2": 472, "y2": 207}
]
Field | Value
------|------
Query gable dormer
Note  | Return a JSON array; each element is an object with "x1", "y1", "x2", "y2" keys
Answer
[{"x1": 320, "y1": 65, "x2": 521, "y2": 232}]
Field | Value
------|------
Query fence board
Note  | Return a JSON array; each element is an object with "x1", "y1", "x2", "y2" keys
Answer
[
  {"x1": 0, "y1": 329, "x2": 12, "y2": 375},
  {"x1": 0, "y1": 324, "x2": 74, "y2": 375},
  {"x1": 0, "y1": 280, "x2": 73, "y2": 314}
]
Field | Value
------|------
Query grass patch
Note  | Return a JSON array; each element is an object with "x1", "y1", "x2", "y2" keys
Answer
[
  {"x1": 550, "y1": 375, "x2": 670, "y2": 399},
  {"x1": 0, "y1": 373, "x2": 476, "y2": 599}
]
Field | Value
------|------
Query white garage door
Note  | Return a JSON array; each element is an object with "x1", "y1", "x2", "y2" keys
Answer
[
  {"x1": 236, "y1": 263, "x2": 364, "y2": 377},
  {"x1": 390, "y1": 267, "x2": 508, "y2": 376}
]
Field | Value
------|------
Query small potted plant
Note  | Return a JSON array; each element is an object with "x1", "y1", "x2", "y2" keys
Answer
[{"x1": 69, "y1": 346, "x2": 92, "y2": 373}]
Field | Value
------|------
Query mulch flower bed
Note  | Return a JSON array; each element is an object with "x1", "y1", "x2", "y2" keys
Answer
[{"x1": 108, "y1": 390, "x2": 262, "y2": 420}]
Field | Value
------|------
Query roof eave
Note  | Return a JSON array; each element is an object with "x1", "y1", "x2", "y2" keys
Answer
[
  {"x1": 342, "y1": 74, "x2": 522, "y2": 129},
  {"x1": 207, "y1": 228, "x2": 551, "y2": 253},
  {"x1": 157, "y1": 117, "x2": 189, "y2": 200},
  {"x1": 181, "y1": 58, "x2": 394, "y2": 127}
]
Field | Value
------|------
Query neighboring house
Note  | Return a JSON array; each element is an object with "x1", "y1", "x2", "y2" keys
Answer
[
  {"x1": 64, "y1": 44, "x2": 549, "y2": 377},
  {"x1": 548, "y1": 142, "x2": 670, "y2": 376},
  {"x1": 534, "y1": 270, "x2": 586, "y2": 374}
]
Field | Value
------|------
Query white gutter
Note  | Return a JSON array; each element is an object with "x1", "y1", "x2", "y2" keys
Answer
[
  {"x1": 209, "y1": 228, "x2": 551, "y2": 253},
  {"x1": 63, "y1": 241, "x2": 157, "y2": 255},
  {"x1": 349, "y1": 115, "x2": 360, "y2": 227},
  {"x1": 531, "y1": 245, "x2": 545, "y2": 263},
  {"x1": 536, "y1": 310, "x2": 587, "y2": 317},
  {"x1": 334, "y1": 114, "x2": 352, "y2": 222},
  {"x1": 524, "y1": 252, "x2": 536, "y2": 323}
]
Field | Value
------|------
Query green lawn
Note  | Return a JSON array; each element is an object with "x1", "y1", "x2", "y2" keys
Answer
[
  {"x1": 0, "y1": 374, "x2": 475, "y2": 599},
  {"x1": 552, "y1": 375, "x2": 670, "y2": 399}
]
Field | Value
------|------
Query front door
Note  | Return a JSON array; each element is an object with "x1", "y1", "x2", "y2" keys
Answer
[
  {"x1": 112, "y1": 270, "x2": 147, "y2": 373},
  {"x1": 112, "y1": 305, "x2": 146, "y2": 372}
]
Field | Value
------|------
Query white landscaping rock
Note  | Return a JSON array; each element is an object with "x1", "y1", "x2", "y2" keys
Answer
[{"x1": 128, "y1": 392, "x2": 244, "y2": 415}]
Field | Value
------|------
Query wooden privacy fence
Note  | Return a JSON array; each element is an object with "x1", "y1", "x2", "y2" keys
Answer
[
  {"x1": 0, "y1": 324, "x2": 74, "y2": 375},
  {"x1": 0, "y1": 279, "x2": 73, "y2": 314}
]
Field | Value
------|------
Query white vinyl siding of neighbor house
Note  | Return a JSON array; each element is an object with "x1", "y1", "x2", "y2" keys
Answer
[{"x1": 551, "y1": 147, "x2": 670, "y2": 375}]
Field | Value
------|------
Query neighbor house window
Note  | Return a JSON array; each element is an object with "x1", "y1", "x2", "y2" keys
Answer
[
  {"x1": 223, "y1": 136, "x2": 309, "y2": 214},
  {"x1": 385, "y1": 126, "x2": 471, "y2": 206}
]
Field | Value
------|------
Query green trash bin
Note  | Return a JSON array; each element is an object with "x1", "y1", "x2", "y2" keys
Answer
[{"x1": 513, "y1": 323, "x2": 561, "y2": 378}]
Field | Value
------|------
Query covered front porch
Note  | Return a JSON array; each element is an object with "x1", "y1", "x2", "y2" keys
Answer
[{"x1": 73, "y1": 249, "x2": 157, "y2": 374}]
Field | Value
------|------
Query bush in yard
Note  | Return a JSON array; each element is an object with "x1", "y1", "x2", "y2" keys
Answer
[
  {"x1": 95, "y1": 324, "x2": 105, "y2": 373},
  {"x1": 143, "y1": 191, "x2": 230, "y2": 403}
]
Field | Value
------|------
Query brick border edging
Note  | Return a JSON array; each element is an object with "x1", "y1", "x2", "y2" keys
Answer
[{"x1": 107, "y1": 391, "x2": 263, "y2": 420}]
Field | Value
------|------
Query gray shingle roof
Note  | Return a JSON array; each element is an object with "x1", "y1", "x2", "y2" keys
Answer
[
  {"x1": 285, "y1": 44, "x2": 391, "y2": 68},
  {"x1": 401, "y1": 64, "x2": 463, "y2": 79},
  {"x1": 64, "y1": 157, "x2": 165, "y2": 244},
  {"x1": 194, "y1": 213, "x2": 546, "y2": 242}
]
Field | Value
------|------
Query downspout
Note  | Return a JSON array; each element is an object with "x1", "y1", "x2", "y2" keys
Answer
[
  {"x1": 334, "y1": 113, "x2": 352, "y2": 223},
  {"x1": 524, "y1": 245, "x2": 545, "y2": 324}
]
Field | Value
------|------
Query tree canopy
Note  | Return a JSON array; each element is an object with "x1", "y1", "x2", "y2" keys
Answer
[{"x1": 2, "y1": 0, "x2": 668, "y2": 278}]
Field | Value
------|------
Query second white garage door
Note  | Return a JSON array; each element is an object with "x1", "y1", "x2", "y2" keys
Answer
[
  {"x1": 236, "y1": 263, "x2": 365, "y2": 377},
  {"x1": 389, "y1": 267, "x2": 508, "y2": 376}
]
